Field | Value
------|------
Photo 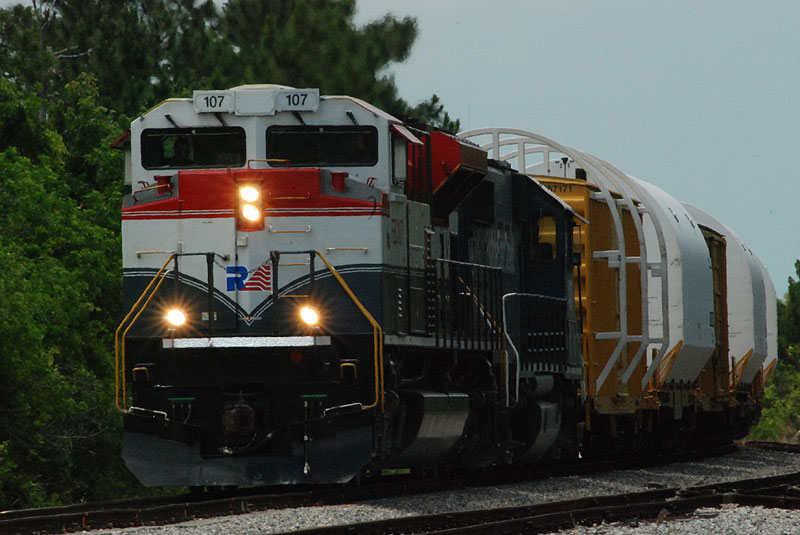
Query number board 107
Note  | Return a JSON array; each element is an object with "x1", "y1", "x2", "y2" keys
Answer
[
  {"x1": 193, "y1": 91, "x2": 235, "y2": 113},
  {"x1": 275, "y1": 89, "x2": 320, "y2": 112}
]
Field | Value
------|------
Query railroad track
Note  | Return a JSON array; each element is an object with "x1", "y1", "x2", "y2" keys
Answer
[
  {"x1": 283, "y1": 470, "x2": 800, "y2": 535},
  {"x1": 0, "y1": 442, "x2": 779, "y2": 534},
  {"x1": 741, "y1": 440, "x2": 800, "y2": 454}
]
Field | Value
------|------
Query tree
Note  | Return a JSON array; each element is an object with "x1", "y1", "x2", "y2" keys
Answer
[
  {"x1": 405, "y1": 94, "x2": 461, "y2": 133},
  {"x1": 749, "y1": 261, "x2": 800, "y2": 442},
  {"x1": 0, "y1": 2, "x2": 60, "y2": 97},
  {"x1": 778, "y1": 260, "x2": 800, "y2": 365},
  {"x1": 1, "y1": 0, "x2": 453, "y2": 122},
  {"x1": 0, "y1": 0, "x2": 460, "y2": 507},
  {"x1": 0, "y1": 76, "x2": 64, "y2": 162},
  {"x1": 218, "y1": 0, "x2": 416, "y2": 113},
  {"x1": 0, "y1": 75, "x2": 139, "y2": 507}
]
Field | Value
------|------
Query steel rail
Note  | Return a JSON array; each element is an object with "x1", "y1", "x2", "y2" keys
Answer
[
  {"x1": 281, "y1": 469, "x2": 800, "y2": 535},
  {"x1": 2, "y1": 442, "x2": 790, "y2": 534}
]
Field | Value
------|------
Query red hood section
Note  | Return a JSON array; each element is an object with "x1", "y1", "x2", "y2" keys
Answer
[{"x1": 122, "y1": 168, "x2": 382, "y2": 219}]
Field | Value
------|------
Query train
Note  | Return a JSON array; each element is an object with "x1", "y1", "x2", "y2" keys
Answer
[{"x1": 112, "y1": 85, "x2": 777, "y2": 486}]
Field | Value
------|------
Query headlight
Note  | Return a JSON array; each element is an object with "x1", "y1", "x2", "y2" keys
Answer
[
  {"x1": 166, "y1": 309, "x2": 186, "y2": 327},
  {"x1": 240, "y1": 185, "x2": 259, "y2": 203},
  {"x1": 299, "y1": 306, "x2": 319, "y2": 326},
  {"x1": 236, "y1": 183, "x2": 264, "y2": 231},
  {"x1": 241, "y1": 203, "x2": 261, "y2": 222}
]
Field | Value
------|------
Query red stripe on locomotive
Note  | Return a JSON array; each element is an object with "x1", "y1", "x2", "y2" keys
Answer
[{"x1": 122, "y1": 168, "x2": 382, "y2": 220}]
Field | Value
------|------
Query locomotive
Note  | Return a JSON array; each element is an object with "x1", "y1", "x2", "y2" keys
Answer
[{"x1": 112, "y1": 85, "x2": 776, "y2": 486}]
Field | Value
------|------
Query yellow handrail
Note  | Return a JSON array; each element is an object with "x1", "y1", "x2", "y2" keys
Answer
[
  {"x1": 247, "y1": 158, "x2": 290, "y2": 169},
  {"x1": 314, "y1": 251, "x2": 385, "y2": 412},
  {"x1": 455, "y1": 276, "x2": 509, "y2": 403},
  {"x1": 114, "y1": 254, "x2": 175, "y2": 412},
  {"x1": 115, "y1": 250, "x2": 385, "y2": 413},
  {"x1": 456, "y1": 276, "x2": 502, "y2": 335}
]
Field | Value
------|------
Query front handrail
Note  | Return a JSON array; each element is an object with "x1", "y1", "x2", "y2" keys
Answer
[
  {"x1": 114, "y1": 254, "x2": 175, "y2": 412},
  {"x1": 456, "y1": 275, "x2": 503, "y2": 335},
  {"x1": 313, "y1": 251, "x2": 385, "y2": 412},
  {"x1": 270, "y1": 249, "x2": 385, "y2": 412},
  {"x1": 116, "y1": 250, "x2": 386, "y2": 414}
]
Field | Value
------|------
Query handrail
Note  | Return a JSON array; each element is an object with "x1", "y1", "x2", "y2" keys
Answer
[
  {"x1": 114, "y1": 254, "x2": 175, "y2": 412},
  {"x1": 268, "y1": 225, "x2": 311, "y2": 233},
  {"x1": 116, "y1": 250, "x2": 386, "y2": 413},
  {"x1": 247, "y1": 158, "x2": 289, "y2": 169},
  {"x1": 134, "y1": 183, "x2": 171, "y2": 195},
  {"x1": 313, "y1": 251, "x2": 385, "y2": 412},
  {"x1": 455, "y1": 273, "x2": 512, "y2": 405},
  {"x1": 456, "y1": 276, "x2": 502, "y2": 335}
]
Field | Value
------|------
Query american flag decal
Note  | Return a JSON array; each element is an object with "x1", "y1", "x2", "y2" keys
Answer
[{"x1": 241, "y1": 264, "x2": 272, "y2": 291}]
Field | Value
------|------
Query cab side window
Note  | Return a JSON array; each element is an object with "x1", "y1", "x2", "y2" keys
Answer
[{"x1": 531, "y1": 215, "x2": 557, "y2": 262}]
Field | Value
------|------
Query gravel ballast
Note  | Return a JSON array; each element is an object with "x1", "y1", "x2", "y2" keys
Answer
[
  {"x1": 75, "y1": 447, "x2": 800, "y2": 535},
  {"x1": 543, "y1": 505, "x2": 800, "y2": 535}
]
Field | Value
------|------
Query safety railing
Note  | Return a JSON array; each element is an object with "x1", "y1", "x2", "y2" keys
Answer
[
  {"x1": 116, "y1": 249, "x2": 385, "y2": 413},
  {"x1": 114, "y1": 251, "x2": 221, "y2": 412},
  {"x1": 115, "y1": 254, "x2": 174, "y2": 412},
  {"x1": 270, "y1": 250, "x2": 385, "y2": 412},
  {"x1": 502, "y1": 293, "x2": 570, "y2": 376},
  {"x1": 432, "y1": 258, "x2": 503, "y2": 351}
]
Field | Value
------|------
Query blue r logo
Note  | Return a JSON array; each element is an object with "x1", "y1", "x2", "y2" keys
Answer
[{"x1": 226, "y1": 266, "x2": 248, "y2": 291}]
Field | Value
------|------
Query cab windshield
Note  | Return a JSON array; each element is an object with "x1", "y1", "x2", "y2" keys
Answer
[
  {"x1": 266, "y1": 125, "x2": 378, "y2": 167},
  {"x1": 141, "y1": 127, "x2": 246, "y2": 169}
]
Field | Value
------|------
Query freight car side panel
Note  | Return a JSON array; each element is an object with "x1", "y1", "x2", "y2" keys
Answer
[
  {"x1": 694, "y1": 225, "x2": 730, "y2": 408},
  {"x1": 683, "y1": 203, "x2": 771, "y2": 388},
  {"x1": 537, "y1": 178, "x2": 646, "y2": 408},
  {"x1": 635, "y1": 179, "x2": 715, "y2": 385}
]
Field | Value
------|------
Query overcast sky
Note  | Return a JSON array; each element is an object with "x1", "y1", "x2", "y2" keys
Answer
[
  {"x1": 355, "y1": 0, "x2": 799, "y2": 295},
  {"x1": 2, "y1": 0, "x2": 797, "y2": 293}
]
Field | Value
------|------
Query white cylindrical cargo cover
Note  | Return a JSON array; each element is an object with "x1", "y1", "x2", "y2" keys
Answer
[
  {"x1": 739, "y1": 242, "x2": 767, "y2": 385},
  {"x1": 629, "y1": 182, "x2": 715, "y2": 383},
  {"x1": 459, "y1": 128, "x2": 663, "y2": 392},
  {"x1": 759, "y1": 257, "x2": 778, "y2": 374},
  {"x1": 458, "y1": 128, "x2": 721, "y2": 388},
  {"x1": 683, "y1": 204, "x2": 770, "y2": 386}
]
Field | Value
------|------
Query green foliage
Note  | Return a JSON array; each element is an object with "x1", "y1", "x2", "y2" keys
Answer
[
  {"x1": 0, "y1": 3, "x2": 58, "y2": 94},
  {"x1": 0, "y1": 0, "x2": 460, "y2": 509},
  {"x1": 750, "y1": 262, "x2": 800, "y2": 441},
  {"x1": 219, "y1": 0, "x2": 416, "y2": 112},
  {"x1": 749, "y1": 357, "x2": 800, "y2": 442},
  {"x1": 0, "y1": 0, "x2": 453, "y2": 122},
  {"x1": 405, "y1": 94, "x2": 462, "y2": 133},
  {"x1": 778, "y1": 260, "x2": 800, "y2": 364},
  {"x1": 0, "y1": 77, "x2": 65, "y2": 162},
  {"x1": 0, "y1": 77, "x2": 139, "y2": 507}
]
